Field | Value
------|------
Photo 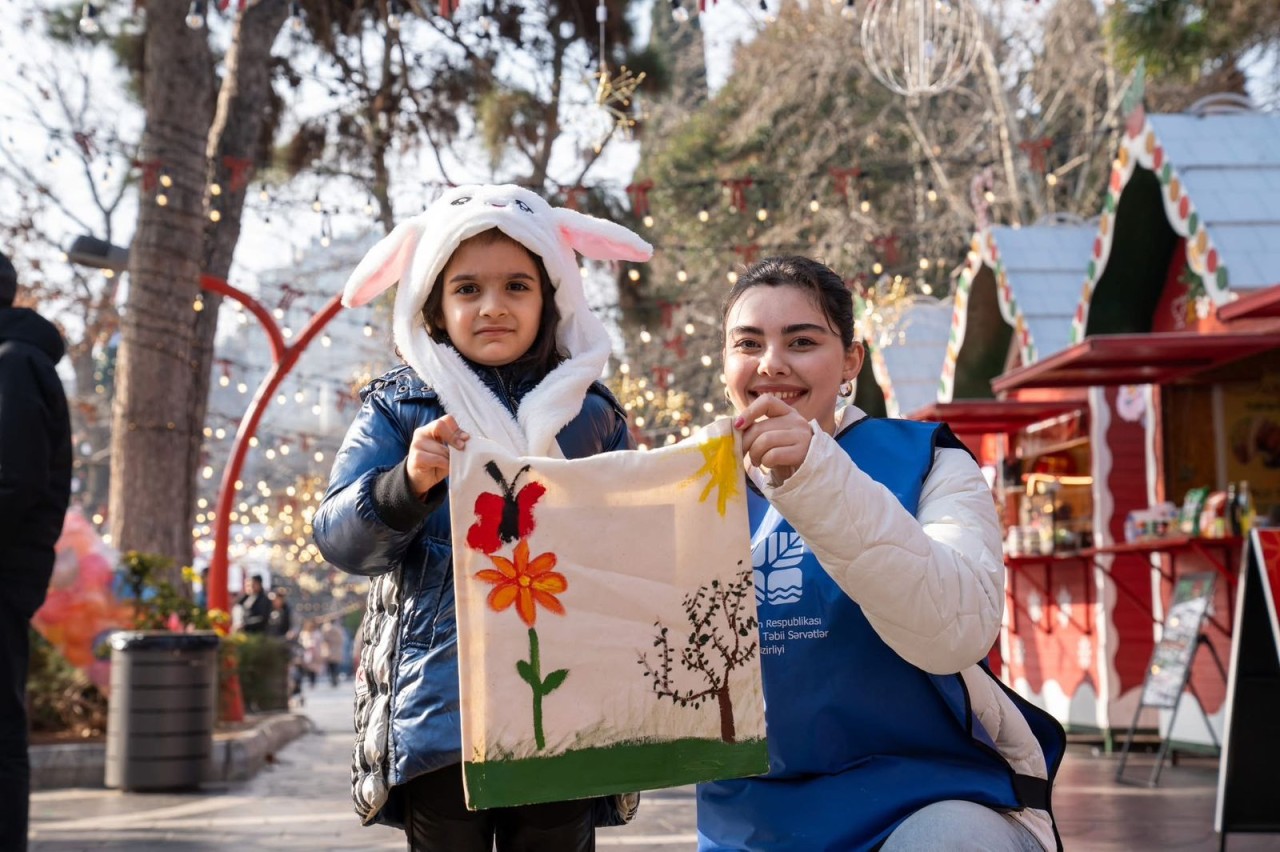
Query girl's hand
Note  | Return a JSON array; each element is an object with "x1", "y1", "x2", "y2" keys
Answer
[
  {"x1": 407, "y1": 415, "x2": 469, "y2": 499},
  {"x1": 733, "y1": 394, "x2": 813, "y2": 484}
]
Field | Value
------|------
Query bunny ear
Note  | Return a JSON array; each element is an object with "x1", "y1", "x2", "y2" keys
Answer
[
  {"x1": 554, "y1": 208, "x2": 653, "y2": 263},
  {"x1": 341, "y1": 220, "x2": 424, "y2": 307}
]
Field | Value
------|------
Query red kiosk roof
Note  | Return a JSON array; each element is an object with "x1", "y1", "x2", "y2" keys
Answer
[
  {"x1": 906, "y1": 399, "x2": 1085, "y2": 434},
  {"x1": 991, "y1": 332, "x2": 1280, "y2": 394},
  {"x1": 1218, "y1": 284, "x2": 1280, "y2": 323}
]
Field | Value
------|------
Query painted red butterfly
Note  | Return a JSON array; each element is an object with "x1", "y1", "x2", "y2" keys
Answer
[{"x1": 466, "y1": 462, "x2": 547, "y2": 555}]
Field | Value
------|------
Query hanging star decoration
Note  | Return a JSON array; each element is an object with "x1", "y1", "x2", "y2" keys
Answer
[{"x1": 593, "y1": 63, "x2": 646, "y2": 138}]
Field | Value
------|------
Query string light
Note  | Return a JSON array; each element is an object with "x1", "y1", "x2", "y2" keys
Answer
[
  {"x1": 697, "y1": 206, "x2": 710, "y2": 223},
  {"x1": 185, "y1": 0, "x2": 206, "y2": 30},
  {"x1": 387, "y1": 0, "x2": 404, "y2": 31},
  {"x1": 670, "y1": 0, "x2": 690, "y2": 22},
  {"x1": 809, "y1": 194, "x2": 821, "y2": 213},
  {"x1": 841, "y1": 0, "x2": 857, "y2": 20},
  {"x1": 78, "y1": 2, "x2": 101, "y2": 35},
  {"x1": 288, "y1": 0, "x2": 305, "y2": 33}
]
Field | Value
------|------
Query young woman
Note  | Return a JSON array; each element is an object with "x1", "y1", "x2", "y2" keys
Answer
[
  {"x1": 314, "y1": 185, "x2": 651, "y2": 851},
  {"x1": 697, "y1": 256, "x2": 1065, "y2": 852}
]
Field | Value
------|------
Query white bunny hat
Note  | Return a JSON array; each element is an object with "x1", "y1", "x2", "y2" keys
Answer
[{"x1": 342, "y1": 184, "x2": 652, "y2": 457}]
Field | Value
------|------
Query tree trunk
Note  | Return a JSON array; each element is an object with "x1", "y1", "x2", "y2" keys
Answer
[
  {"x1": 187, "y1": 1, "x2": 289, "y2": 581},
  {"x1": 717, "y1": 684, "x2": 736, "y2": 744},
  {"x1": 109, "y1": 0, "x2": 217, "y2": 570}
]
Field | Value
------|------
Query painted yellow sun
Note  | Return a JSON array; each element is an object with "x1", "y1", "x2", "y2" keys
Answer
[{"x1": 686, "y1": 433, "x2": 742, "y2": 517}]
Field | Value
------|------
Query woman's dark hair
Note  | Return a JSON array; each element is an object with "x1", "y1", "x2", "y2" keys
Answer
[
  {"x1": 422, "y1": 228, "x2": 563, "y2": 373},
  {"x1": 722, "y1": 256, "x2": 856, "y2": 349}
]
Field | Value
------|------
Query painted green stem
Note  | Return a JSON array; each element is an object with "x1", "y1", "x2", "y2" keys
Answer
[
  {"x1": 528, "y1": 628, "x2": 545, "y2": 750},
  {"x1": 515, "y1": 627, "x2": 568, "y2": 751}
]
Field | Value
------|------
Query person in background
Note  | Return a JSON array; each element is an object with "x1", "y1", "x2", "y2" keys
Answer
[
  {"x1": 320, "y1": 619, "x2": 346, "y2": 687},
  {"x1": 267, "y1": 588, "x2": 292, "y2": 638},
  {"x1": 697, "y1": 256, "x2": 1065, "y2": 852},
  {"x1": 239, "y1": 574, "x2": 271, "y2": 634},
  {"x1": 230, "y1": 574, "x2": 251, "y2": 633},
  {"x1": 297, "y1": 619, "x2": 325, "y2": 689},
  {"x1": 0, "y1": 250, "x2": 72, "y2": 852}
]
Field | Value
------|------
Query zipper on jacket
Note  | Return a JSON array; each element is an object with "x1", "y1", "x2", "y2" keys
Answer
[{"x1": 489, "y1": 366, "x2": 518, "y2": 414}]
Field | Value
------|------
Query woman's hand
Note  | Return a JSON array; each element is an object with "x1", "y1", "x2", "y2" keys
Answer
[
  {"x1": 733, "y1": 394, "x2": 813, "y2": 485},
  {"x1": 406, "y1": 415, "x2": 469, "y2": 499}
]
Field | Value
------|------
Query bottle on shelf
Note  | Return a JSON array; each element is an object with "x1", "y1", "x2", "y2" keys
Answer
[
  {"x1": 1226, "y1": 482, "x2": 1240, "y2": 537},
  {"x1": 1237, "y1": 480, "x2": 1256, "y2": 537}
]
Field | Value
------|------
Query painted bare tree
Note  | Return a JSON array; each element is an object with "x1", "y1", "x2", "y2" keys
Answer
[{"x1": 639, "y1": 565, "x2": 757, "y2": 743}]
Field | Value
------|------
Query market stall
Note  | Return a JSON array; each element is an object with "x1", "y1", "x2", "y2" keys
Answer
[
  {"x1": 864, "y1": 296, "x2": 953, "y2": 419},
  {"x1": 991, "y1": 99, "x2": 1280, "y2": 748},
  {"x1": 908, "y1": 220, "x2": 1097, "y2": 721}
]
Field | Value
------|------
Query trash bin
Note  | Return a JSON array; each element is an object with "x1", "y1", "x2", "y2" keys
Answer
[{"x1": 105, "y1": 630, "x2": 220, "y2": 791}]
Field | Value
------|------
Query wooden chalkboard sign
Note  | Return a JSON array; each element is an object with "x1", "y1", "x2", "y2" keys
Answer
[
  {"x1": 1116, "y1": 572, "x2": 1220, "y2": 787},
  {"x1": 1215, "y1": 529, "x2": 1280, "y2": 850}
]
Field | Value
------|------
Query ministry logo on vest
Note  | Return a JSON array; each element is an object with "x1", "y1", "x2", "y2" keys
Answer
[{"x1": 753, "y1": 531, "x2": 805, "y2": 606}]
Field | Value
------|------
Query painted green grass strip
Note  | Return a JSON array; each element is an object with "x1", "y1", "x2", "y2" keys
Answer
[{"x1": 464, "y1": 737, "x2": 769, "y2": 809}]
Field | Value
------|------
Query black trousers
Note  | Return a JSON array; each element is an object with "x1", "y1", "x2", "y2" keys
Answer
[
  {"x1": 0, "y1": 587, "x2": 42, "y2": 852},
  {"x1": 403, "y1": 763, "x2": 595, "y2": 852}
]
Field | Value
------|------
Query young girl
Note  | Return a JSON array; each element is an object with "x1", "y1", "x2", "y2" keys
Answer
[
  {"x1": 697, "y1": 257, "x2": 1066, "y2": 851},
  {"x1": 314, "y1": 185, "x2": 650, "y2": 852}
]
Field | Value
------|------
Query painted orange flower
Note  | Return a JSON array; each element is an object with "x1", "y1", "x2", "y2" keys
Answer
[{"x1": 475, "y1": 539, "x2": 567, "y2": 626}]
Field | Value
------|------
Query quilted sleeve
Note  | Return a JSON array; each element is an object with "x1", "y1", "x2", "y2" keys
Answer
[
  {"x1": 313, "y1": 392, "x2": 427, "y2": 577},
  {"x1": 762, "y1": 424, "x2": 1004, "y2": 674}
]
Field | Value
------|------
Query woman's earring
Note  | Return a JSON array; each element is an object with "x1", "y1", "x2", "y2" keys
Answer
[{"x1": 838, "y1": 380, "x2": 854, "y2": 398}]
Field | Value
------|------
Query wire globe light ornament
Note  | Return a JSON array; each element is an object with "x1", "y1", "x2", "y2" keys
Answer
[{"x1": 860, "y1": 0, "x2": 982, "y2": 98}]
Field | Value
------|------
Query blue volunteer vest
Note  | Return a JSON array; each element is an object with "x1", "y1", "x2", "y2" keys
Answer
[{"x1": 697, "y1": 417, "x2": 1063, "y2": 852}]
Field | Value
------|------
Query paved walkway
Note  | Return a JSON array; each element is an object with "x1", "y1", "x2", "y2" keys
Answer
[{"x1": 29, "y1": 682, "x2": 1279, "y2": 850}]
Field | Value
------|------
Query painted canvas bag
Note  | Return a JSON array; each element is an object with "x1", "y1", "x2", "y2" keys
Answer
[{"x1": 450, "y1": 418, "x2": 767, "y2": 809}]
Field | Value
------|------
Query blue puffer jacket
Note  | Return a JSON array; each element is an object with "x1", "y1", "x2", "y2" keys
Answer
[{"x1": 314, "y1": 360, "x2": 633, "y2": 827}]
